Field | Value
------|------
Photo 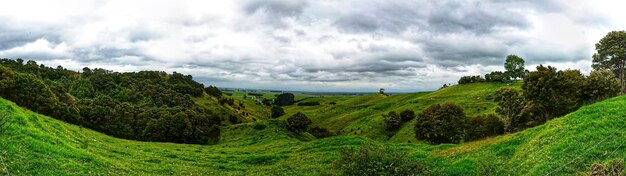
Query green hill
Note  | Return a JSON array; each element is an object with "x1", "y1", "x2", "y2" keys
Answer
[
  {"x1": 230, "y1": 82, "x2": 522, "y2": 142},
  {"x1": 2, "y1": 84, "x2": 625, "y2": 175}
]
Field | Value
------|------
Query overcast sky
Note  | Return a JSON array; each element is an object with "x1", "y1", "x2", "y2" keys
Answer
[{"x1": 1, "y1": 0, "x2": 625, "y2": 92}]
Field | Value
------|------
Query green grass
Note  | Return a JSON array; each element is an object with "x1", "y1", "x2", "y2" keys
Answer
[
  {"x1": 229, "y1": 82, "x2": 521, "y2": 142},
  {"x1": 1, "y1": 82, "x2": 625, "y2": 175}
]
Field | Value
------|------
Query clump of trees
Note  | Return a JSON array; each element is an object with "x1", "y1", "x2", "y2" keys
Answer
[
  {"x1": 334, "y1": 142, "x2": 425, "y2": 175},
  {"x1": 286, "y1": 112, "x2": 312, "y2": 132},
  {"x1": 415, "y1": 103, "x2": 467, "y2": 144},
  {"x1": 458, "y1": 75, "x2": 484, "y2": 84},
  {"x1": 464, "y1": 114, "x2": 504, "y2": 141},
  {"x1": 270, "y1": 106, "x2": 285, "y2": 118},
  {"x1": 205, "y1": 85, "x2": 222, "y2": 98},
  {"x1": 399, "y1": 110, "x2": 415, "y2": 122},
  {"x1": 484, "y1": 71, "x2": 510, "y2": 82},
  {"x1": 0, "y1": 59, "x2": 223, "y2": 145},
  {"x1": 274, "y1": 93, "x2": 295, "y2": 106},
  {"x1": 494, "y1": 65, "x2": 621, "y2": 132}
]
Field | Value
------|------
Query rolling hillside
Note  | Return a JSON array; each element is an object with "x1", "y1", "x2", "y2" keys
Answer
[
  {"x1": 230, "y1": 82, "x2": 522, "y2": 142},
  {"x1": 2, "y1": 84, "x2": 625, "y2": 175}
]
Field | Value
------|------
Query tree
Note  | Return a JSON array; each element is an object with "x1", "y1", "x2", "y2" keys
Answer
[
  {"x1": 504, "y1": 55, "x2": 526, "y2": 80},
  {"x1": 583, "y1": 69, "x2": 621, "y2": 104},
  {"x1": 494, "y1": 88, "x2": 525, "y2": 132},
  {"x1": 270, "y1": 106, "x2": 285, "y2": 118},
  {"x1": 286, "y1": 112, "x2": 312, "y2": 132},
  {"x1": 485, "y1": 71, "x2": 510, "y2": 82},
  {"x1": 399, "y1": 110, "x2": 415, "y2": 122},
  {"x1": 274, "y1": 93, "x2": 295, "y2": 106},
  {"x1": 415, "y1": 103, "x2": 466, "y2": 144},
  {"x1": 593, "y1": 31, "x2": 626, "y2": 92},
  {"x1": 205, "y1": 85, "x2": 222, "y2": 98},
  {"x1": 465, "y1": 114, "x2": 504, "y2": 141},
  {"x1": 383, "y1": 111, "x2": 402, "y2": 132}
]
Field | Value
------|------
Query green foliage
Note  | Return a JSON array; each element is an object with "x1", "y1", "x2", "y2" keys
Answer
[
  {"x1": 253, "y1": 123, "x2": 267, "y2": 130},
  {"x1": 458, "y1": 75, "x2": 484, "y2": 84},
  {"x1": 504, "y1": 54, "x2": 526, "y2": 80},
  {"x1": 399, "y1": 110, "x2": 415, "y2": 122},
  {"x1": 464, "y1": 114, "x2": 504, "y2": 141},
  {"x1": 0, "y1": 112, "x2": 8, "y2": 134},
  {"x1": 415, "y1": 103, "x2": 466, "y2": 144},
  {"x1": 297, "y1": 101, "x2": 320, "y2": 106},
  {"x1": 522, "y1": 65, "x2": 584, "y2": 122},
  {"x1": 308, "y1": 127, "x2": 335, "y2": 138},
  {"x1": 592, "y1": 31, "x2": 626, "y2": 92},
  {"x1": 204, "y1": 85, "x2": 222, "y2": 98},
  {"x1": 494, "y1": 88, "x2": 525, "y2": 132},
  {"x1": 484, "y1": 71, "x2": 510, "y2": 82},
  {"x1": 334, "y1": 142, "x2": 424, "y2": 176},
  {"x1": 0, "y1": 59, "x2": 222, "y2": 144},
  {"x1": 275, "y1": 93, "x2": 295, "y2": 106},
  {"x1": 270, "y1": 106, "x2": 285, "y2": 118},
  {"x1": 286, "y1": 112, "x2": 312, "y2": 132},
  {"x1": 583, "y1": 69, "x2": 621, "y2": 104},
  {"x1": 383, "y1": 111, "x2": 402, "y2": 132}
]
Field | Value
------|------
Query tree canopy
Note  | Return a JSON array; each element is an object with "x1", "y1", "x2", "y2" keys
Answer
[
  {"x1": 504, "y1": 54, "x2": 526, "y2": 80},
  {"x1": 592, "y1": 31, "x2": 626, "y2": 92}
]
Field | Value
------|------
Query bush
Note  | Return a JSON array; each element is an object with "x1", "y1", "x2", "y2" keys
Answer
[
  {"x1": 270, "y1": 106, "x2": 285, "y2": 118},
  {"x1": 383, "y1": 111, "x2": 402, "y2": 132},
  {"x1": 286, "y1": 112, "x2": 312, "y2": 132},
  {"x1": 204, "y1": 85, "x2": 222, "y2": 97},
  {"x1": 590, "y1": 159, "x2": 624, "y2": 176},
  {"x1": 297, "y1": 101, "x2": 320, "y2": 106},
  {"x1": 334, "y1": 142, "x2": 424, "y2": 176},
  {"x1": 583, "y1": 69, "x2": 621, "y2": 104},
  {"x1": 458, "y1": 75, "x2": 484, "y2": 84},
  {"x1": 464, "y1": 114, "x2": 505, "y2": 141},
  {"x1": 274, "y1": 93, "x2": 295, "y2": 106},
  {"x1": 484, "y1": 71, "x2": 510, "y2": 82},
  {"x1": 308, "y1": 127, "x2": 335, "y2": 138},
  {"x1": 494, "y1": 88, "x2": 525, "y2": 132},
  {"x1": 228, "y1": 115, "x2": 241, "y2": 124},
  {"x1": 399, "y1": 110, "x2": 415, "y2": 122},
  {"x1": 415, "y1": 103, "x2": 466, "y2": 144}
]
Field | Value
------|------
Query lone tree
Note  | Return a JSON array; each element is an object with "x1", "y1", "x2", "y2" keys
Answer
[
  {"x1": 270, "y1": 106, "x2": 285, "y2": 118},
  {"x1": 504, "y1": 55, "x2": 526, "y2": 80},
  {"x1": 286, "y1": 112, "x2": 312, "y2": 132},
  {"x1": 274, "y1": 93, "x2": 295, "y2": 106},
  {"x1": 592, "y1": 31, "x2": 626, "y2": 92}
]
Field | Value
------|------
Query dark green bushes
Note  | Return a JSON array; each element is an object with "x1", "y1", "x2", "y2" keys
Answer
[
  {"x1": 415, "y1": 103, "x2": 466, "y2": 144},
  {"x1": 308, "y1": 127, "x2": 335, "y2": 138},
  {"x1": 400, "y1": 110, "x2": 415, "y2": 122},
  {"x1": 274, "y1": 93, "x2": 295, "y2": 106},
  {"x1": 465, "y1": 114, "x2": 504, "y2": 141},
  {"x1": 334, "y1": 142, "x2": 424, "y2": 176},
  {"x1": 383, "y1": 111, "x2": 402, "y2": 132},
  {"x1": 286, "y1": 112, "x2": 312, "y2": 132},
  {"x1": 458, "y1": 75, "x2": 484, "y2": 84},
  {"x1": 270, "y1": 106, "x2": 285, "y2": 118},
  {"x1": 0, "y1": 59, "x2": 222, "y2": 145}
]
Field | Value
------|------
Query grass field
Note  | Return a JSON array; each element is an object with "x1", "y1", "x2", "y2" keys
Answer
[{"x1": 1, "y1": 82, "x2": 625, "y2": 175}]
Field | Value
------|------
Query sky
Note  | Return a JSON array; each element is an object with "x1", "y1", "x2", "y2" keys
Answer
[{"x1": 1, "y1": 0, "x2": 625, "y2": 92}]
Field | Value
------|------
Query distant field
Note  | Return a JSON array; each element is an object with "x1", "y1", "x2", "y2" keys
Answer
[{"x1": 2, "y1": 86, "x2": 625, "y2": 175}]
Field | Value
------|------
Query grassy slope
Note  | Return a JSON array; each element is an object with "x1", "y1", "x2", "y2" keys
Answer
[
  {"x1": 230, "y1": 82, "x2": 522, "y2": 142},
  {"x1": 2, "y1": 84, "x2": 625, "y2": 175}
]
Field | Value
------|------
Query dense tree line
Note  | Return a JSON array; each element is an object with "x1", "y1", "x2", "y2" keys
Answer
[{"x1": 0, "y1": 58, "x2": 222, "y2": 144}]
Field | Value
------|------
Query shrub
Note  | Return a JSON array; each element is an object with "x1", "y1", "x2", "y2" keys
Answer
[
  {"x1": 297, "y1": 101, "x2": 320, "y2": 106},
  {"x1": 286, "y1": 112, "x2": 312, "y2": 132},
  {"x1": 274, "y1": 93, "x2": 295, "y2": 106},
  {"x1": 383, "y1": 111, "x2": 402, "y2": 132},
  {"x1": 494, "y1": 88, "x2": 525, "y2": 132},
  {"x1": 415, "y1": 103, "x2": 466, "y2": 144},
  {"x1": 589, "y1": 159, "x2": 624, "y2": 176},
  {"x1": 270, "y1": 106, "x2": 285, "y2": 118},
  {"x1": 308, "y1": 127, "x2": 335, "y2": 138},
  {"x1": 399, "y1": 110, "x2": 415, "y2": 122},
  {"x1": 465, "y1": 114, "x2": 505, "y2": 141},
  {"x1": 458, "y1": 75, "x2": 484, "y2": 84},
  {"x1": 228, "y1": 115, "x2": 241, "y2": 124},
  {"x1": 485, "y1": 71, "x2": 510, "y2": 82},
  {"x1": 204, "y1": 85, "x2": 222, "y2": 97},
  {"x1": 583, "y1": 69, "x2": 621, "y2": 104},
  {"x1": 206, "y1": 125, "x2": 220, "y2": 145},
  {"x1": 334, "y1": 142, "x2": 424, "y2": 176}
]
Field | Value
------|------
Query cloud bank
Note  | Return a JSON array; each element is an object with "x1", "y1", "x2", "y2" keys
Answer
[{"x1": 0, "y1": 0, "x2": 624, "y2": 92}]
